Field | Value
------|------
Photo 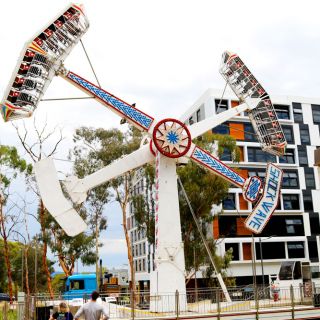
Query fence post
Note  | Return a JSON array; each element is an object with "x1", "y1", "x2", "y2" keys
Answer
[
  {"x1": 17, "y1": 292, "x2": 25, "y2": 320},
  {"x1": 255, "y1": 287, "x2": 259, "y2": 320},
  {"x1": 175, "y1": 290, "x2": 179, "y2": 319},
  {"x1": 290, "y1": 285, "x2": 295, "y2": 320},
  {"x1": 3, "y1": 302, "x2": 8, "y2": 320},
  {"x1": 299, "y1": 283, "x2": 303, "y2": 305},
  {"x1": 130, "y1": 289, "x2": 135, "y2": 320},
  {"x1": 216, "y1": 289, "x2": 220, "y2": 320}
]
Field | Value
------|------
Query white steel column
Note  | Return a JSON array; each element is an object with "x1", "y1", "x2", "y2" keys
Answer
[{"x1": 149, "y1": 151, "x2": 186, "y2": 312}]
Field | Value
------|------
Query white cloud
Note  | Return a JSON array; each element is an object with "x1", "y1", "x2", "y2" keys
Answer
[{"x1": 100, "y1": 238, "x2": 127, "y2": 255}]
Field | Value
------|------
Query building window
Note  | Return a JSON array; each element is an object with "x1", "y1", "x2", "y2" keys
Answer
[
  {"x1": 285, "y1": 218, "x2": 303, "y2": 235},
  {"x1": 312, "y1": 105, "x2": 320, "y2": 124},
  {"x1": 143, "y1": 242, "x2": 146, "y2": 255},
  {"x1": 292, "y1": 102, "x2": 303, "y2": 123},
  {"x1": 282, "y1": 171, "x2": 299, "y2": 188},
  {"x1": 189, "y1": 116, "x2": 194, "y2": 125},
  {"x1": 274, "y1": 104, "x2": 290, "y2": 120},
  {"x1": 287, "y1": 242, "x2": 305, "y2": 258},
  {"x1": 309, "y1": 213, "x2": 320, "y2": 235},
  {"x1": 70, "y1": 280, "x2": 84, "y2": 290},
  {"x1": 221, "y1": 148, "x2": 232, "y2": 161},
  {"x1": 196, "y1": 109, "x2": 201, "y2": 122},
  {"x1": 247, "y1": 147, "x2": 276, "y2": 163},
  {"x1": 219, "y1": 216, "x2": 237, "y2": 237},
  {"x1": 258, "y1": 242, "x2": 286, "y2": 259},
  {"x1": 305, "y1": 170, "x2": 316, "y2": 189},
  {"x1": 142, "y1": 259, "x2": 146, "y2": 271},
  {"x1": 282, "y1": 126, "x2": 294, "y2": 144},
  {"x1": 248, "y1": 169, "x2": 266, "y2": 182},
  {"x1": 304, "y1": 193, "x2": 314, "y2": 211},
  {"x1": 308, "y1": 237, "x2": 319, "y2": 263},
  {"x1": 279, "y1": 149, "x2": 295, "y2": 164},
  {"x1": 244, "y1": 123, "x2": 258, "y2": 142},
  {"x1": 299, "y1": 127, "x2": 310, "y2": 144},
  {"x1": 215, "y1": 99, "x2": 228, "y2": 114},
  {"x1": 225, "y1": 243, "x2": 239, "y2": 261},
  {"x1": 283, "y1": 194, "x2": 300, "y2": 210},
  {"x1": 298, "y1": 148, "x2": 308, "y2": 166},
  {"x1": 222, "y1": 194, "x2": 236, "y2": 210},
  {"x1": 212, "y1": 124, "x2": 229, "y2": 135}
]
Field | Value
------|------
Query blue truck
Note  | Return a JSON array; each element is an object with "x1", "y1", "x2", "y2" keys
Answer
[
  {"x1": 63, "y1": 273, "x2": 97, "y2": 300},
  {"x1": 62, "y1": 272, "x2": 120, "y2": 301}
]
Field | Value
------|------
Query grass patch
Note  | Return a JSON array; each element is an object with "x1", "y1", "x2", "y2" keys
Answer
[{"x1": 0, "y1": 310, "x2": 17, "y2": 320}]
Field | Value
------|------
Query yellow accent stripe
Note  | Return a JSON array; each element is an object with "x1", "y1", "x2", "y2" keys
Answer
[{"x1": 29, "y1": 42, "x2": 47, "y2": 55}]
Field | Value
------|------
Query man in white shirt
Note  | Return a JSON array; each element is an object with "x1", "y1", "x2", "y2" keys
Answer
[{"x1": 74, "y1": 291, "x2": 109, "y2": 320}]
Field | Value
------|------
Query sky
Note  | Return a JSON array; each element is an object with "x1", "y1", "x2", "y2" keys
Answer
[{"x1": 1, "y1": 0, "x2": 320, "y2": 272}]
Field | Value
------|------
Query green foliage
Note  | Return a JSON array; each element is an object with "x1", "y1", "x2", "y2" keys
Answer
[
  {"x1": 51, "y1": 273, "x2": 67, "y2": 293},
  {"x1": 178, "y1": 160, "x2": 229, "y2": 271},
  {"x1": 0, "y1": 307, "x2": 16, "y2": 320},
  {"x1": 0, "y1": 240, "x2": 54, "y2": 293},
  {"x1": 0, "y1": 145, "x2": 32, "y2": 188},
  {"x1": 71, "y1": 126, "x2": 143, "y2": 275},
  {"x1": 72, "y1": 125, "x2": 143, "y2": 208},
  {"x1": 131, "y1": 163, "x2": 156, "y2": 244},
  {"x1": 39, "y1": 199, "x2": 96, "y2": 275},
  {"x1": 71, "y1": 126, "x2": 145, "y2": 285},
  {"x1": 193, "y1": 132, "x2": 240, "y2": 162}
]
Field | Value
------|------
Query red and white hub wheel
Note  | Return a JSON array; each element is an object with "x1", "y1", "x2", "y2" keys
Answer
[{"x1": 152, "y1": 118, "x2": 192, "y2": 158}]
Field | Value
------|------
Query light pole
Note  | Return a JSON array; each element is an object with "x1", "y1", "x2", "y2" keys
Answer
[
  {"x1": 259, "y1": 235, "x2": 275, "y2": 297},
  {"x1": 259, "y1": 238, "x2": 265, "y2": 292}
]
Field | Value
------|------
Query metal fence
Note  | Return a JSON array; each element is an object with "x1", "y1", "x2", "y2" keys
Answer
[{"x1": 9, "y1": 284, "x2": 318, "y2": 320}]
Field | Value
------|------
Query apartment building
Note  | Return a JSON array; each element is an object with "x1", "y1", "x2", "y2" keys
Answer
[
  {"x1": 128, "y1": 88, "x2": 320, "y2": 287},
  {"x1": 180, "y1": 89, "x2": 320, "y2": 286}
]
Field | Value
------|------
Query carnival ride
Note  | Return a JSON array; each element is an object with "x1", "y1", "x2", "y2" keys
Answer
[{"x1": 1, "y1": 3, "x2": 286, "y2": 310}]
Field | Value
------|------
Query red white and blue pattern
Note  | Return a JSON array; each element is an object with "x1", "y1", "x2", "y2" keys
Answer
[
  {"x1": 67, "y1": 72, "x2": 154, "y2": 131},
  {"x1": 152, "y1": 118, "x2": 191, "y2": 158},
  {"x1": 191, "y1": 146, "x2": 245, "y2": 187},
  {"x1": 243, "y1": 176, "x2": 262, "y2": 202},
  {"x1": 245, "y1": 163, "x2": 283, "y2": 234}
]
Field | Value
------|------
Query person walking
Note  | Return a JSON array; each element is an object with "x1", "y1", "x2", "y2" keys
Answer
[{"x1": 74, "y1": 291, "x2": 109, "y2": 320}]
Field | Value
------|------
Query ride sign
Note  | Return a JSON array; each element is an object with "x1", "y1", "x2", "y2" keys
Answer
[{"x1": 245, "y1": 163, "x2": 283, "y2": 233}]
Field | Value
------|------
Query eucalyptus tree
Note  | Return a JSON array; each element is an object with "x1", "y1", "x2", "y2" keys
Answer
[
  {"x1": 0, "y1": 145, "x2": 32, "y2": 301},
  {"x1": 13, "y1": 120, "x2": 64, "y2": 297},
  {"x1": 14, "y1": 120, "x2": 96, "y2": 290},
  {"x1": 72, "y1": 126, "x2": 143, "y2": 290}
]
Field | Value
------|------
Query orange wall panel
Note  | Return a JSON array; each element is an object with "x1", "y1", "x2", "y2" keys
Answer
[
  {"x1": 229, "y1": 123, "x2": 244, "y2": 140},
  {"x1": 231, "y1": 100, "x2": 240, "y2": 107},
  {"x1": 239, "y1": 194, "x2": 249, "y2": 210},
  {"x1": 237, "y1": 218, "x2": 251, "y2": 236},
  {"x1": 243, "y1": 243, "x2": 252, "y2": 260},
  {"x1": 236, "y1": 169, "x2": 248, "y2": 179},
  {"x1": 238, "y1": 146, "x2": 244, "y2": 162},
  {"x1": 213, "y1": 218, "x2": 219, "y2": 239}
]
